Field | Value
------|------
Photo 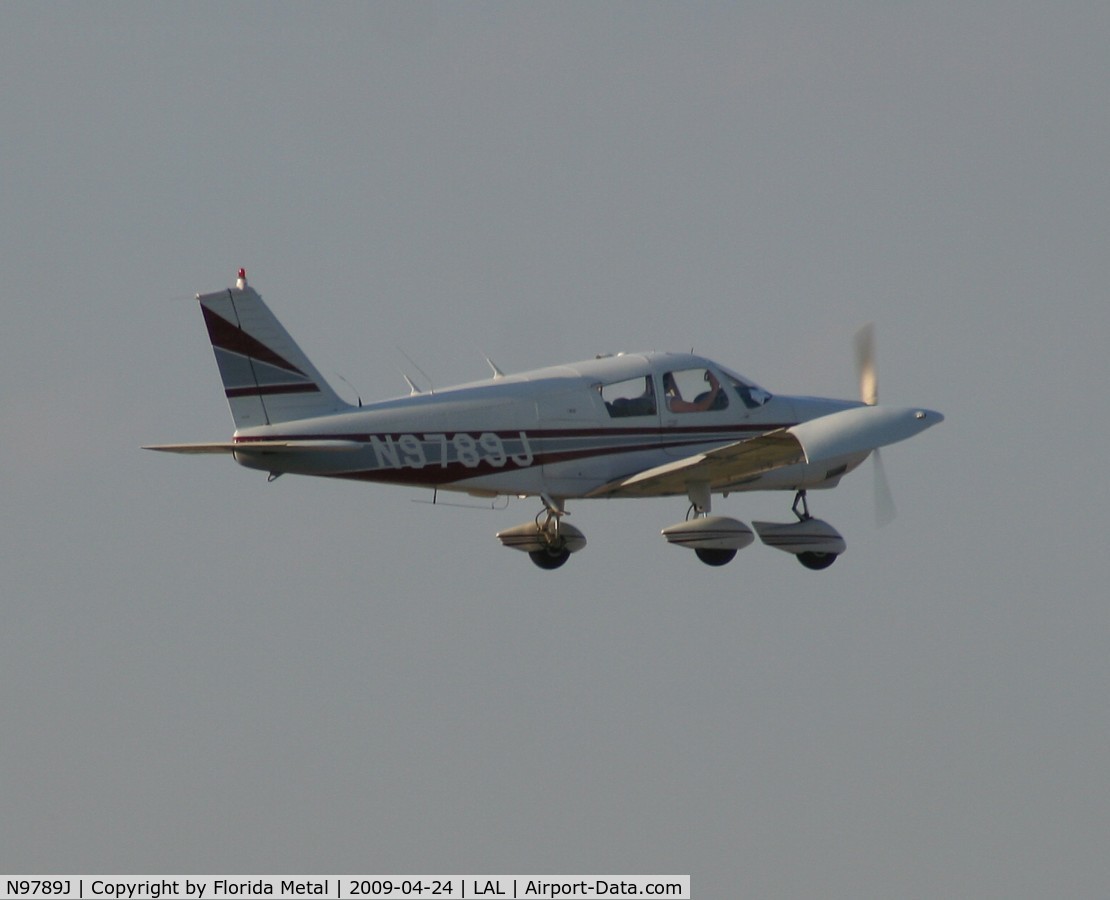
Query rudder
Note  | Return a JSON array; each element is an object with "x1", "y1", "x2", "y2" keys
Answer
[{"x1": 198, "y1": 271, "x2": 350, "y2": 428}]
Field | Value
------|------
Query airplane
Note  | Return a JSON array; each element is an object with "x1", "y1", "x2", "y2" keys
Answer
[{"x1": 145, "y1": 270, "x2": 942, "y2": 570}]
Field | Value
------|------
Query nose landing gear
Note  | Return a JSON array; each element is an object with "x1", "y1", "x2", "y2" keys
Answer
[{"x1": 752, "y1": 490, "x2": 846, "y2": 570}]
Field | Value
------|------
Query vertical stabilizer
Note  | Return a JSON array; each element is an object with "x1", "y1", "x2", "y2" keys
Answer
[{"x1": 198, "y1": 271, "x2": 350, "y2": 427}]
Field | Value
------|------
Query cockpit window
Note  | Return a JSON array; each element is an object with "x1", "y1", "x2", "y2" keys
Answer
[
  {"x1": 662, "y1": 368, "x2": 729, "y2": 413},
  {"x1": 724, "y1": 372, "x2": 772, "y2": 409},
  {"x1": 599, "y1": 375, "x2": 656, "y2": 418}
]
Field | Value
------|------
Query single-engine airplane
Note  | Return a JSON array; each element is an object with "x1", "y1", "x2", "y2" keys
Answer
[{"x1": 146, "y1": 271, "x2": 942, "y2": 570}]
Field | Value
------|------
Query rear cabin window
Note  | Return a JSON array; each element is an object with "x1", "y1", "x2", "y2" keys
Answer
[{"x1": 599, "y1": 375, "x2": 656, "y2": 418}]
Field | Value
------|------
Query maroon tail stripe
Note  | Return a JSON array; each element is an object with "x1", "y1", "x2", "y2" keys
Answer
[
  {"x1": 226, "y1": 383, "x2": 321, "y2": 398},
  {"x1": 202, "y1": 302, "x2": 307, "y2": 377}
]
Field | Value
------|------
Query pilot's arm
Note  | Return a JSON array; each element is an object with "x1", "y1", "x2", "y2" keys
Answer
[
  {"x1": 667, "y1": 371, "x2": 721, "y2": 413},
  {"x1": 693, "y1": 372, "x2": 722, "y2": 411}
]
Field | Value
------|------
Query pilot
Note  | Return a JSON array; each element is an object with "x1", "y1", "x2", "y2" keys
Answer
[{"x1": 664, "y1": 370, "x2": 722, "y2": 413}]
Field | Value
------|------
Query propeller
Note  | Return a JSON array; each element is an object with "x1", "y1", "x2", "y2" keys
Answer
[
  {"x1": 854, "y1": 323, "x2": 878, "y2": 406},
  {"x1": 854, "y1": 323, "x2": 897, "y2": 526}
]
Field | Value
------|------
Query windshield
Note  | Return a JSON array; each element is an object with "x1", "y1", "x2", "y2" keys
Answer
[{"x1": 718, "y1": 366, "x2": 772, "y2": 409}]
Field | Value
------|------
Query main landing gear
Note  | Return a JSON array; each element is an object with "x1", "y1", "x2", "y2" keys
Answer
[
  {"x1": 495, "y1": 496, "x2": 587, "y2": 570},
  {"x1": 662, "y1": 487, "x2": 846, "y2": 569},
  {"x1": 660, "y1": 481, "x2": 755, "y2": 568}
]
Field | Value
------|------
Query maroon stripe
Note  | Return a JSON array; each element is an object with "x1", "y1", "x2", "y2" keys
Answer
[
  {"x1": 202, "y1": 302, "x2": 307, "y2": 377},
  {"x1": 226, "y1": 383, "x2": 321, "y2": 398},
  {"x1": 236, "y1": 423, "x2": 795, "y2": 444},
  {"x1": 500, "y1": 423, "x2": 790, "y2": 439}
]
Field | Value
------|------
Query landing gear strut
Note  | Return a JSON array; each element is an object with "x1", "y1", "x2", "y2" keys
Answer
[
  {"x1": 792, "y1": 489, "x2": 812, "y2": 521},
  {"x1": 528, "y1": 501, "x2": 572, "y2": 570}
]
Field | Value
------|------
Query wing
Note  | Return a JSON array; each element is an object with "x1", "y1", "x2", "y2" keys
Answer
[
  {"x1": 587, "y1": 405, "x2": 943, "y2": 499},
  {"x1": 587, "y1": 429, "x2": 805, "y2": 498}
]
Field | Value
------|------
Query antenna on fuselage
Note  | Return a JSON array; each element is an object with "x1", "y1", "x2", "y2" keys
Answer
[{"x1": 396, "y1": 347, "x2": 435, "y2": 395}]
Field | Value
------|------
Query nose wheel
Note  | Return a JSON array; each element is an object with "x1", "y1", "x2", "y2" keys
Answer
[{"x1": 797, "y1": 550, "x2": 838, "y2": 570}]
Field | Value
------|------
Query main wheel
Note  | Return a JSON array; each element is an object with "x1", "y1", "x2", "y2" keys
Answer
[
  {"x1": 797, "y1": 551, "x2": 837, "y2": 570},
  {"x1": 695, "y1": 547, "x2": 737, "y2": 567},
  {"x1": 529, "y1": 546, "x2": 571, "y2": 570}
]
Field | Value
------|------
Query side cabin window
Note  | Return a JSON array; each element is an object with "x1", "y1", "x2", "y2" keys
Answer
[
  {"x1": 662, "y1": 368, "x2": 729, "y2": 414},
  {"x1": 599, "y1": 375, "x2": 656, "y2": 418}
]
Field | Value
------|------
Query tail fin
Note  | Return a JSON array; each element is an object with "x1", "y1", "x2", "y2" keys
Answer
[{"x1": 198, "y1": 271, "x2": 350, "y2": 428}]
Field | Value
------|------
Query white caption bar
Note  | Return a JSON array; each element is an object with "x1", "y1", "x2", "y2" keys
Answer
[{"x1": 1, "y1": 878, "x2": 690, "y2": 900}]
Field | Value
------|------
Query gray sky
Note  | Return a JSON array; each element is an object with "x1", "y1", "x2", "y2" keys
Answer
[{"x1": 2, "y1": 4, "x2": 1108, "y2": 896}]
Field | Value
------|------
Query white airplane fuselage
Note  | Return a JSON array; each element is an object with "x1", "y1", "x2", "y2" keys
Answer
[{"x1": 228, "y1": 351, "x2": 866, "y2": 499}]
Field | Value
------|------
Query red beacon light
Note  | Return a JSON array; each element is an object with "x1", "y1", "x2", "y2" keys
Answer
[{"x1": 236, "y1": 268, "x2": 247, "y2": 289}]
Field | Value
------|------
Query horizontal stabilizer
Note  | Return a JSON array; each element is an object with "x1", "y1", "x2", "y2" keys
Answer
[
  {"x1": 143, "y1": 442, "x2": 237, "y2": 454},
  {"x1": 143, "y1": 440, "x2": 364, "y2": 455}
]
